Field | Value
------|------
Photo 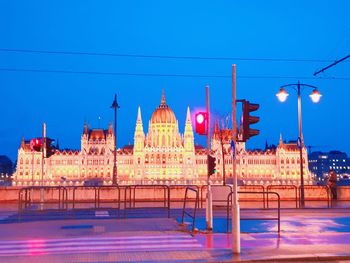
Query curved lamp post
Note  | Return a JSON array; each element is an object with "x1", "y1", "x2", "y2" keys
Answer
[
  {"x1": 276, "y1": 81, "x2": 321, "y2": 208},
  {"x1": 111, "y1": 94, "x2": 120, "y2": 185}
]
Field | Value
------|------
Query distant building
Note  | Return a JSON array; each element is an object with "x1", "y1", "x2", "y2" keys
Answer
[
  {"x1": 13, "y1": 90, "x2": 311, "y2": 186},
  {"x1": 0, "y1": 155, "x2": 13, "y2": 175},
  {"x1": 308, "y1": 151, "x2": 350, "y2": 184},
  {"x1": 0, "y1": 155, "x2": 13, "y2": 186}
]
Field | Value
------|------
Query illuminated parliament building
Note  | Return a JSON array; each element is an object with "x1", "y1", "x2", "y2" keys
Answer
[{"x1": 14, "y1": 91, "x2": 312, "y2": 186}]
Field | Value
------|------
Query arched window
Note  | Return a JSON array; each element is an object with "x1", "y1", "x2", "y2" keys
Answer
[{"x1": 286, "y1": 158, "x2": 290, "y2": 164}]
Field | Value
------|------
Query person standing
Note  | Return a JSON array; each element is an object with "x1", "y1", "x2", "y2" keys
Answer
[{"x1": 328, "y1": 169, "x2": 338, "y2": 200}]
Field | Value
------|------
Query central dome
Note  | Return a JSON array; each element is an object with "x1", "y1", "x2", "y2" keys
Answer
[{"x1": 150, "y1": 90, "x2": 177, "y2": 124}]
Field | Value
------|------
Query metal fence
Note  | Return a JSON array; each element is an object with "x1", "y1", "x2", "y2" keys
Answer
[
  {"x1": 181, "y1": 187, "x2": 199, "y2": 232},
  {"x1": 227, "y1": 191, "x2": 281, "y2": 233}
]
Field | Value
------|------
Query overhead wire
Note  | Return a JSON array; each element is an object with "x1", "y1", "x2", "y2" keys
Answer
[
  {"x1": 0, "y1": 67, "x2": 349, "y2": 80},
  {"x1": 0, "y1": 48, "x2": 344, "y2": 63}
]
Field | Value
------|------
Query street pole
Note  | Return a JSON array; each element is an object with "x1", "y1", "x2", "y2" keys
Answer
[
  {"x1": 111, "y1": 94, "x2": 119, "y2": 185},
  {"x1": 231, "y1": 64, "x2": 240, "y2": 254},
  {"x1": 40, "y1": 122, "x2": 46, "y2": 210},
  {"x1": 221, "y1": 129, "x2": 226, "y2": 186},
  {"x1": 297, "y1": 82, "x2": 305, "y2": 208},
  {"x1": 206, "y1": 85, "x2": 213, "y2": 231}
]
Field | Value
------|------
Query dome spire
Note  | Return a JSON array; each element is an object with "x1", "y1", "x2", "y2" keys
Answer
[{"x1": 161, "y1": 88, "x2": 166, "y2": 106}]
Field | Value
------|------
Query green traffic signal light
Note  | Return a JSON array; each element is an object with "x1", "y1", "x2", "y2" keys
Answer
[{"x1": 208, "y1": 155, "x2": 216, "y2": 175}]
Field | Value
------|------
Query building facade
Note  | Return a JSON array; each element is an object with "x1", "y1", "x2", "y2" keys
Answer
[
  {"x1": 14, "y1": 91, "x2": 312, "y2": 186},
  {"x1": 309, "y1": 151, "x2": 350, "y2": 184}
]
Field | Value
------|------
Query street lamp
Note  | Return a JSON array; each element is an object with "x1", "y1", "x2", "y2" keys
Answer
[
  {"x1": 111, "y1": 94, "x2": 120, "y2": 185},
  {"x1": 276, "y1": 81, "x2": 321, "y2": 208}
]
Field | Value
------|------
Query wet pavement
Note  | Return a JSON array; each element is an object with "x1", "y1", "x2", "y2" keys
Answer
[{"x1": 0, "y1": 204, "x2": 350, "y2": 262}]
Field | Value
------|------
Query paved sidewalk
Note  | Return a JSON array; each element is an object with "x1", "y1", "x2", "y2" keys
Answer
[{"x1": 0, "y1": 209, "x2": 349, "y2": 262}]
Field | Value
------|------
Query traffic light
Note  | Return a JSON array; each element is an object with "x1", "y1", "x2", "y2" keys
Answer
[
  {"x1": 30, "y1": 138, "x2": 42, "y2": 152},
  {"x1": 208, "y1": 155, "x2": 216, "y2": 176},
  {"x1": 195, "y1": 112, "x2": 208, "y2": 135},
  {"x1": 45, "y1": 138, "x2": 56, "y2": 158},
  {"x1": 242, "y1": 100, "x2": 260, "y2": 142},
  {"x1": 29, "y1": 137, "x2": 56, "y2": 157}
]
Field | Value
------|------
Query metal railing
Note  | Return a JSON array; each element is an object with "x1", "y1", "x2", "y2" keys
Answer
[
  {"x1": 69, "y1": 186, "x2": 122, "y2": 217},
  {"x1": 227, "y1": 191, "x2": 281, "y2": 233},
  {"x1": 238, "y1": 185, "x2": 266, "y2": 208},
  {"x1": 266, "y1": 185, "x2": 298, "y2": 208},
  {"x1": 301, "y1": 185, "x2": 331, "y2": 208},
  {"x1": 71, "y1": 186, "x2": 98, "y2": 210},
  {"x1": 18, "y1": 186, "x2": 68, "y2": 220},
  {"x1": 124, "y1": 185, "x2": 170, "y2": 218},
  {"x1": 168, "y1": 185, "x2": 200, "y2": 209},
  {"x1": 181, "y1": 187, "x2": 199, "y2": 232}
]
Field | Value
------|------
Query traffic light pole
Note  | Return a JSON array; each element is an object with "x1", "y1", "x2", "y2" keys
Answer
[
  {"x1": 231, "y1": 64, "x2": 241, "y2": 254},
  {"x1": 206, "y1": 86, "x2": 213, "y2": 231}
]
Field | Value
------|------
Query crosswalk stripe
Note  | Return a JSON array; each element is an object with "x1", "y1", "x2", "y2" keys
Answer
[
  {"x1": 95, "y1": 211, "x2": 109, "y2": 217},
  {"x1": 0, "y1": 239, "x2": 197, "y2": 251},
  {"x1": 0, "y1": 235, "x2": 202, "y2": 256},
  {"x1": 0, "y1": 234, "x2": 192, "y2": 245}
]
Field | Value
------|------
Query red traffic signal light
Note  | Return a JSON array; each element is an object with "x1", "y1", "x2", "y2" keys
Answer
[
  {"x1": 208, "y1": 155, "x2": 216, "y2": 176},
  {"x1": 242, "y1": 100, "x2": 260, "y2": 142},
  {"x1": 195, "y1": 112, "x2": 208, "y2": 135},
  {"x1": 30, "y1": 138, "x2": 42, "y2": 152},
  {"x1": 29, "y1": 137, "x2": 56, "y2": 157}
]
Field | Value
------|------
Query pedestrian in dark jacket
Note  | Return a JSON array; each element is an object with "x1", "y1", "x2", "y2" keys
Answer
[{"x1": 328, "y1": 169, "x2": 337, "y2": 200}]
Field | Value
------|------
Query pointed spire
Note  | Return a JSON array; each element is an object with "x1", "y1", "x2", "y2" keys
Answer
[
  {"x1": 134, "y1": 106, "x2": 144, "y2": 137},
  {"x1": 161, "y1": 88, "x2": 166, "y2": 106},
  {"x1": 83, "y1": 121, "x2": 88, "y2": 134},
  {"x1": 186, "y1": 106, "x2": 191, "y2": 123},
  {"x1": 279, "y1": 133, "x2": 283, "y2": 145},
  {"x1": 20, "y1": 137, "x2": 25, "y2": 148},
  {"x1": 184, "y1": 107, "x2": 194, "y2": 137},
  {"x1": 56, "y1": 139, "x2": 60, "y2": 150},
  {"x1": 214, "y1": 119, "x2": 220, "y2": 134},
  {"x1": 108, "y1": 123, "x2": 113, "y2": 134},
  {"x1": 137, "y1": 106, "x2": 142, "y2": 122}
]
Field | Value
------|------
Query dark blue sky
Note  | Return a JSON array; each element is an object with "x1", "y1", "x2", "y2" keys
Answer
[{"x1": 1, "y1": 1, "x2": 350, "y2": 161}]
